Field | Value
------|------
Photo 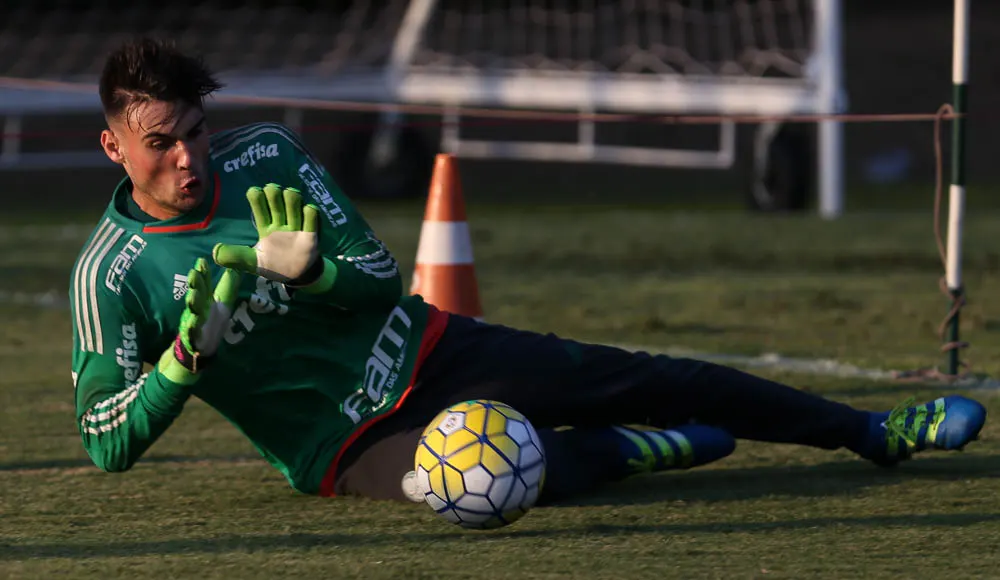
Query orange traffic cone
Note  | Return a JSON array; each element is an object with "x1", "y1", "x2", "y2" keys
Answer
[{"x1": 410, "y1": 154, "x2": 484, "y2": 320}]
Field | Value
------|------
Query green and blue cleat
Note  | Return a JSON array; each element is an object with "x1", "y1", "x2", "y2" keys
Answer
[{"x1": 862, "y1": 395, "x2": 986, "y2": 467}]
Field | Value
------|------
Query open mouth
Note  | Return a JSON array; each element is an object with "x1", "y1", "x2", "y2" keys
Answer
[{"x1": 179, "y1": 177, "x2": 201, "y2": 194}]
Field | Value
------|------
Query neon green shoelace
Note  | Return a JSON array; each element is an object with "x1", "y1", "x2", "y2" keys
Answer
[
  {"x1": 883, "y1": 397, "x2": 919, "y2": 449},
  {"x1": 883, "y1": 397, "x2": 946, "y2": 454}
]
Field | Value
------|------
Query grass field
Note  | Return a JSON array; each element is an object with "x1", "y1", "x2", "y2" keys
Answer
[{"x1": 3, "y1": 191, "x2": 1000, "y2": 578}]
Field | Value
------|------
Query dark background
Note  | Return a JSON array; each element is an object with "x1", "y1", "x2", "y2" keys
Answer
[{"x1": 2, "y1": 1, "x2": 996, "y2": 212}]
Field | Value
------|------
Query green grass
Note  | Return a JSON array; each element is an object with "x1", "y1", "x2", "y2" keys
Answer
[{"x1": 3, "y1": 195, "x2": 1000, "y2": 578}]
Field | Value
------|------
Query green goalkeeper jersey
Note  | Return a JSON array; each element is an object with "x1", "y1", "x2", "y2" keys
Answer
[{"x1": 70, "y1": 122, "x2": 445, "y2": 495}]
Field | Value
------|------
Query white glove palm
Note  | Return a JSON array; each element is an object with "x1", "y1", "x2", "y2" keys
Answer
[{"x1": 213, "y1": 184, "x2": 322, "y2": 286}]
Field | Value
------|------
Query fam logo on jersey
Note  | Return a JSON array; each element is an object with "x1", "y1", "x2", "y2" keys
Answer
[
  {"x1": 222, "y1": 142, "x2": 279, "y2": 173},
  {"x1": 104, "y1": 234, "x2": 147, "y2": 295},
  {"x1": 116, "y1": 322, "x2": 142, "y2": 382},
  {"x1": 172, "y1": 273, "x2": 188, "y2": 301},
  {"x1": 297, "y1": 162, "x2": 348, "y2": 227},
  {"x1": 342, "y1": 306, "x2": 412, "y2": 424}
]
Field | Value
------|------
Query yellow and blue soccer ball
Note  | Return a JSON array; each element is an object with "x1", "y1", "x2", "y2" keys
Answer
[{"x1": 414, "y1": 400, "x2": 546, "y2": 529}]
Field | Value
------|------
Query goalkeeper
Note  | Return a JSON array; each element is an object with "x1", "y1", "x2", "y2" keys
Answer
[{"x1": 72, "y1": 37, "x2": 987, "y2": 505}]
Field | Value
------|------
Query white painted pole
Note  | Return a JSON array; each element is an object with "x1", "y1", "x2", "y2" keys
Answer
[
  {"x1": 944, "y1": 0, "x2": 970, "y2": 375},
  {"x1": 816, "y1": 0, "x2": 844, "y2": 219}
]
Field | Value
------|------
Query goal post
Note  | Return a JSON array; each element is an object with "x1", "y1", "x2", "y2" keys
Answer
[
  {"x1": 816, "y1": 0, "x2": 845, "y2": 219},
  {"x1": 944, "y1": 0, "x2": 969, "y2": 376},
  {"x1": 375, "y1": 0, "x2": 847, "y2": 216}
]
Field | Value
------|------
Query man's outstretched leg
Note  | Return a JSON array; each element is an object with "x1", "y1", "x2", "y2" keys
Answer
[
  {"x1": 602, "y1": 352, "x2": 988, "y2": 468},
  {"x1": 533, "y1": 423, "x2": 736, "y2": 504},
  {"x1": 334, "y1": 405, "x2": 736, "y2": 504},
  {"x1": 413, "y1": 315, "x2": 987, "y2": 468}
]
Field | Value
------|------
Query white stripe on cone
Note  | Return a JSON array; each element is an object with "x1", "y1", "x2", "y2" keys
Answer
[{"x1": 414, "y1": 221, "x2": 475, "y2": 265}]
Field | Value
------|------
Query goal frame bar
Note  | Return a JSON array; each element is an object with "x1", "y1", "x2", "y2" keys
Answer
[{"x1": 381, "y1": 0, "x2": 845, "y2": 218}]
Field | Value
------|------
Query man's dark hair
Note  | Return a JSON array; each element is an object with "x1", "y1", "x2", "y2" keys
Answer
[{"x1": 99, "y1": 37, "x2": 224, "y2": 127}]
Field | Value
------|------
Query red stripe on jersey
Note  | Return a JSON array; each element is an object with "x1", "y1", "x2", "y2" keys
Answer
[
  {"x1": 142, "y1": 174, "x2": 221, "y2": 234},
  {"x1": 318, "y1": 304, "x2": 451, "y2": 497}
]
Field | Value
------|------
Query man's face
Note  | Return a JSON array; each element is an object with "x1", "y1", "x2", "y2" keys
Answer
[{"x1": 100, "y1": 100, "x2": 210, "y2": 219}]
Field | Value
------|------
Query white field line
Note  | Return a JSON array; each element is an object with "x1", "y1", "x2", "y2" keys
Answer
[
  {"x1": 618, "y1": 344, "x2": 896, "y2": 380},
  {"x1": 5, "y1": 221, "x2": 987, "y2": 385},
  {"x1": 0, "y1": 289, "x2": 68, "y2": 308},
  {"x1": 0, "y1": 282, "x2": 995, "y2": 389},
  {"x1": 616, "y1": 343, "x2": 1000, "y2": 390},
  {"x1": 0, "y1": 225, "x2": 87, "y2": 308},
  {"x1": 2, "y1": 291, "x2": 986, "y2": 389}
]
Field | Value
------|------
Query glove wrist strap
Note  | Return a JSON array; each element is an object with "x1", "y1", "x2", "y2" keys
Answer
[
  {"x1": 173, "y1": 334, "x2": 214, "y2": 374},
  {"x1": 288, "y1": 257, "x2": 325, "y2": 288}
]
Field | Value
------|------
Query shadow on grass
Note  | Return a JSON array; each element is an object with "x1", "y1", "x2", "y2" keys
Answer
[
  {"x1": 3, "y1": 455, "x2": 999, "y2": 561},
  {"x1": 6, "y1": 452, "x2": 997, "y2": 503},
  {"x1": 4, "y1": 511, "x2": 1000, "y2": 560},
  {"x1": 552, "y1": 453, "x2": 1000, "y2": 508},
  {"x1": 567, "y1": 511, "x2": 1000, "y2": 536}
]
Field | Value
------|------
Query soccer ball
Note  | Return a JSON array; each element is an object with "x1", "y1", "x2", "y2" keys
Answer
[{"x1": 413, "y1": 400, "x2": 546, "y2": 529}]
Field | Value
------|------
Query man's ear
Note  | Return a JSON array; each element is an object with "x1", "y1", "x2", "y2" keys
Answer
[{"x1": 100, "y1": 129, "x2": 125, "y2": 165}]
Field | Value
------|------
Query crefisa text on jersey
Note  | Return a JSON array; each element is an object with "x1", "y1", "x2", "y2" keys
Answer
[
  {"x1": 116, "y1": 322, "x2": 142, "y2": 383},
  {"x1": 222, "y1": 142, "x2": 279, "y2": 173}
]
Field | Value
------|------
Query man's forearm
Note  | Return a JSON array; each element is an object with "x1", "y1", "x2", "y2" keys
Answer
[
  {"x1": 301, "y1": 250, "x2": 402, "y2": 309},
  {"x1": 78, "y1": 369, "x2": 192, "y2": 473}
]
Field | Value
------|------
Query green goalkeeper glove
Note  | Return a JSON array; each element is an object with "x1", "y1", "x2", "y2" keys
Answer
[
  {"x1": 212, "y1": 184, "x2": 335, "y2": 293},
  {"x1": 157, "y1": 258, "x2": 242, "y2": 385}
]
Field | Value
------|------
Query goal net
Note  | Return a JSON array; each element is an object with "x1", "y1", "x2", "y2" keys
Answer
[
  {"x1": 326, "y1": 0, "x2": 844, "y2": 215},
  {"x1": 402, "y1": 0, "x2": 816, "y2": 81},
  {"x1": 0, "y1": 0, "x2": 843, "y2": 213},
  {"x1": 298, "y1": 0, "x2": 838, "y2": 108}
]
